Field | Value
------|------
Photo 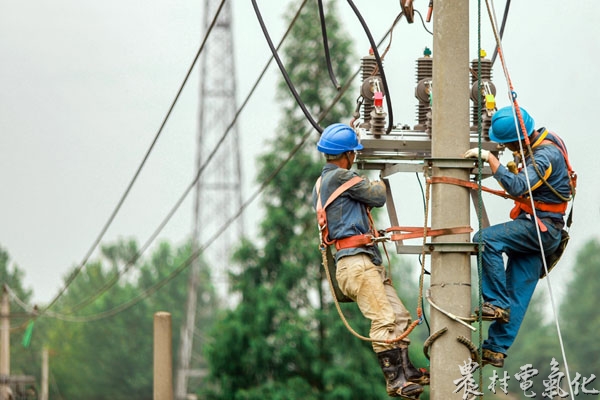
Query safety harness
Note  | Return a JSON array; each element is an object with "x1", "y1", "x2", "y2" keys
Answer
[
  {"x1": 316, "y1": 175, "x2": 375, "y2": 250},
  {"x1": 315, "y1": 175, "x2": 472, "y2": 250},
  {"x1": 432, "y1": 130, "x2": 575, "y2": 234},
  {"x1": 430, "y1": 130, "x2": 575, "y2": 278},
  {"x1": 507, "y1": 129, "x2": 576, "y2": 230}
]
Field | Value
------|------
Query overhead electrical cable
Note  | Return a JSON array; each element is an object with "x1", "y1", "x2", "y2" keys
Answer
[
  {"x1": 251, "y1": 0, "x2": 324, "y2": 133},
  {"x1": 318, "y1": 0, "x2": 341, "y2": 90},
  {"x1": 23, "y1": 9, "x2": 402, "y2": 323},
  {"x1": 34, "y1": 68, "x2": 357, "y2": 323},
  {"x1": 346, "y1": 0, "x2": 394, "y2": 134},
  {"x1": 490, "y1": 0, "x2": 511, "y2": 65},
  {"x1": 60, "y1": 0, "x2": 311, "y2": 315},
  {"x1": 39, "y1": 0, "x2": 228, "y2": 314},
  {"x1": 414, "y1": 9, "x2": 433, "y2": 35}
]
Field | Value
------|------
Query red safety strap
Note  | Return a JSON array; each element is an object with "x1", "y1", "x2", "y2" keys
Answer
[
  {"x1": 316, "y1": 176, "x2": 366, "y2": 247},
  {"x1": 334, "y1": 234, "x2": 375, "y2": 251},
  {"x1": 384, "y1": 225, "x2": 473, "y2": 241},
  {"x1": 317, "y1": 175, "x2": 473, "y2": 249},
  {"x1": 429, "y1": 176, "x2": 567, "y2": 232}
]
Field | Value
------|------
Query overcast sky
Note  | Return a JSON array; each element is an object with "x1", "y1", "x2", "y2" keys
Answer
[{"x1": 1, "y1": 1, "x2": 598, "y2": 305}]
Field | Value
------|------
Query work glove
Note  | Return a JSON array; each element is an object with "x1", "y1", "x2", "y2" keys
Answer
[{"x1": 463, "y1": 148, "x2": 490, "y2": 162}]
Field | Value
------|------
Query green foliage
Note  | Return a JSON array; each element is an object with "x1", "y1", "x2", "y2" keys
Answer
[
  {"x1": 559, "y1": 238, "x2": 600, "y2": 382},
  {"x1": 467, "y1": 239, "x2": 600, "y2": 399},
  {"x1": 0, "y1": 245, "x2": 40, "y2": 382},
  {"x1": 275, "y1": 1, "x2": 355, "y2": 129},
  {"x1": 203, "y1": 1, "x2": 432, "y2": 397},
  {"x1": 17, "y1": 239, "x2": 216, "y2": 400},
  {"x1": 201, "y1": 1, "x2": 400, "y2": 398}
]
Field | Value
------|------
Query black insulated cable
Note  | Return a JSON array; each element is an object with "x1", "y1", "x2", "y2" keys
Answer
[
  {"x1": 25, "y1": 14, "x2": 402, "y2": 320},
  {"x1": 346, "y1": 0, "x2": 394, "y2": 134},
  {"x1": 251, "y1": 0, "x2": 323, "y2": 134},
  {"x1": 61, "y1": 0, "x2": 311, "y2": 314},
  {"x1": 318, "y1": 0, "x2": 341, "y2": 90},
  {"x1": 39, "y1": 0, "x2": 228, "y2": 314},
  {"x1": 491, "y1": 0, "x2": 511, "y2": 65}
]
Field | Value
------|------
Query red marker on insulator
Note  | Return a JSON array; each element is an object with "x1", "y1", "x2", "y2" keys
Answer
[{"x1": 374, "y1": 91, "x2": 384, "y2": 108}]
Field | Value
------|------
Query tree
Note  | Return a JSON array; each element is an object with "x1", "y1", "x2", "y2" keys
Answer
[
  {"x1": 495, "y1": 292, "x2": 561, "y2": 399},
  {"x1": 203, "y1": 1, "x2": 392, "y2": 398},
  {"x1": 465, "y1": 239, "x2": 600, "y2": 399},
  {"x1": 36, "y1": 238, "x2": 217, "y2": 399},
  {"x1": 559, "y1": 238, "x2": 600, "y2": 386},
  {"x1": 497, "y1": 238, "x2": 600, "y2": 399},
  {"x1": 0, "y1": 245, "x2": 39, "y2": 382}
]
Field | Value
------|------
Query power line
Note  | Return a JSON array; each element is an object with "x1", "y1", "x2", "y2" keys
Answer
[
  {"x1": 27, "y1": 5, "x2": 402, "y2": 323},
  {"x1": 251, "y1": 0, "x2": 325, "y2": 134},
  {"x1": 58, "y1": 0, "x2": 311, "y2": 315},
  {"x1": 28, "y1": 54, "x2": 358, "y2": 323},
  {"x1": 39, "y1": 0, "x2": 228, "y2": 314}
]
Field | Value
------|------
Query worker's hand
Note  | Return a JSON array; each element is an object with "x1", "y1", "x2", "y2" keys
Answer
[
  {"x1": 463, "y1": 148, "x2": 490, "y2": 162},
  {"x1": 375, "y1": 179, "x2": 387, "y2": 190}
]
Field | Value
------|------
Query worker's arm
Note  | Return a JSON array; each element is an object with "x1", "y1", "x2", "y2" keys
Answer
[{"x1": 463, "y1": 148, "x2": 499, "y2": 173}]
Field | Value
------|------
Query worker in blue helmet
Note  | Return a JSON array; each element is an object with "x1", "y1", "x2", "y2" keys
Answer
[
  {"x1": 464, "y1": 106, "x2": 573, "y2": 368},
  {"x1": 313, "y1": 123, "x2": 429, "y2": 399},
  {"x1": 487, "y1": 105, "x2": 536, "y2": 143}
]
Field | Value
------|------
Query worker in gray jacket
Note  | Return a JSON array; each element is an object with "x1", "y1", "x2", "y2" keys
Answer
[{"x1": 313, "y1": 123, "x2": 429, "y2": 399}]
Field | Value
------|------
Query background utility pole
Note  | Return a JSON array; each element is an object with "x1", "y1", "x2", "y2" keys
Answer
[
  {"x1": 0, "y1": 286, "x2": 9, "y2": 400},
  {"x1": 429, "y1": 1, "x2": 472, "y2": 398},
  {"x1": 175, "y1": 1, "x2": 243, "y2": 399},
  {"x1": 40, "y1": 348, "x2": 48, "y2": 400}
]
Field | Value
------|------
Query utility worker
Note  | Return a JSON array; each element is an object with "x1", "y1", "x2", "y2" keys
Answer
[
  {"x1": 464, "y1": 106, "x2": 573, "y2": 367},
  {"x1": 313, "y1": 123, "x2": 429, "y2": 399}
]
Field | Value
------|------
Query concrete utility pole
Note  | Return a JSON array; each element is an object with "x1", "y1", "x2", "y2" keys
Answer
[
  {"x1": 0, "y1": 286, "x2": 9, "y2": 400},
  {"x1": 429, "y1": 1, "x2": 473, "y2": 398},
  {"x1": 175, "y1": 1, "x2": 243, "y2": 399},
  {"x1": 154, "y1": 312, "x2": 173, "y2": 400},
  {"x1": 40, "y1": 348, "x2": 48, "y2": 400}
]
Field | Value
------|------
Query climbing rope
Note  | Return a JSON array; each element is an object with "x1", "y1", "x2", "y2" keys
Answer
[
  {"x1": 483, "y1": 2, "x2": 575, "y2": 398},
  {"x1": 417, "y1": 173, "x2": 431, "y2": 324},
  {"x1": 320, "y1": 246, "x2": 420, "y2": 344},
  {"x1": 476, "y1": 0, "x2": 485, "y2": 386}
]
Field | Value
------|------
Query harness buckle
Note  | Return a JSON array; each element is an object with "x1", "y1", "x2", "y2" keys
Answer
[{"x1": 370, "y1": 232, "x2": 391, "y2": 244}]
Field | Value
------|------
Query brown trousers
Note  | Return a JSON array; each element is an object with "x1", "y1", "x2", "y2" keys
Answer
[{"x1": 336, "y1": 253, "x2": 413, "y2": 353}]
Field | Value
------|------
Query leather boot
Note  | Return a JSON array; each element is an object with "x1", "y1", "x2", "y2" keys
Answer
[
  {"x1": 400, "y1": 347, "x2": 430, "y2": 386},
  {"x1": 377, "y1": 348, "x2": 424, "y2": 399},
  {"x1": 482, "y1": 348, "x2": 505, "y2": 368}
]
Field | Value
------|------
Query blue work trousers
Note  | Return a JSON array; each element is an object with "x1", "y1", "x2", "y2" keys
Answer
[{"x1": 473, "y1": 216, "x2": 561, "y2": 354}]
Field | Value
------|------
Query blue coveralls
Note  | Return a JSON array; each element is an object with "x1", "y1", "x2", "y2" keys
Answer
[{"x1": 476, "y1": 130, "x2": 571, "y2": 355}]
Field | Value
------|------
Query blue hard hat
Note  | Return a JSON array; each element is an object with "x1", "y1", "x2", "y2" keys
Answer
[
  {"x1": 489, "y1": 106, "x2": 535, "y2": 143},
  {"x1": 317, "y1": 123, "x2": 364, "y2": 155}
]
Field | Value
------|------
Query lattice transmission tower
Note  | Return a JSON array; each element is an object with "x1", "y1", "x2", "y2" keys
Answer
[{"x1": 175, "y1": 1, "x2": 243, "y2": 398}]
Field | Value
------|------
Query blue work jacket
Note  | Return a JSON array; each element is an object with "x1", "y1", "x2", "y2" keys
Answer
[
  {"x1": 494, "y1": 129, "x2": 571, "y2": 224},
  {"x1": 312, "y1": 163, "x2": 387, "y2": 265}
]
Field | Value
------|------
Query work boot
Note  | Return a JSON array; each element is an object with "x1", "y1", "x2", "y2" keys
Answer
[
  {"x1": 400, "y1": 347, "x2": 430, "y2": 386},
  {"x1": 482, "y1": 348, "x2": 505, "y2": 368},
  {"x1": 473, "y1": 302, "x2": 510, "y2": 323},
  {"x1": 377, "y1": 348, "x2": 424, "y2": 399}
]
